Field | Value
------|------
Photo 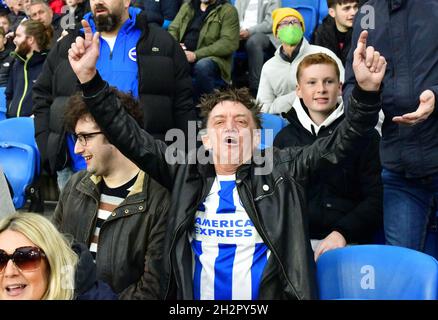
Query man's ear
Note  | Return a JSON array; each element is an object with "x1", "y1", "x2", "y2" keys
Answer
[
  {"x1": 27, "y1": 35, "x2": 35, "y2": 46},
  {"x1": 201, "y1": 130, "x2": 212, "y2": 150},
  {"x1": 338, "y1": 81, "x2": 343, "y2": 97},
  {"x1": 252, "y1": 128, "x2": 261, "y2": 150},
  {"x1": 328, "y1": 7, "x2": 336, "y2": 18}
]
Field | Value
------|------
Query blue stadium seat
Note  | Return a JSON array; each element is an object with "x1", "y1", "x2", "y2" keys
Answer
[
  {"x1": 0, "y1": 118, "x2": 41, "y2": 209},
  {"x1": 0, "y1": 87, "x2": 6, "y2": 121},
  {"x1": 281, "y1": 0, "x2": 328, "y2": 25},
  {"x1": 0, "y1": 117, "x2": 40, "y2": 174},
  {"x1": 317, "y1": 245, "x2": 438, "y2": 300},
  {"x1": 0, "y1": 142, "x2": 36, "y2": 208},
  {"x1": 259, "y1": 113, "x2": 288, "y2": 149},
  {"x1": 293, "y1": 5, "x2": 317, "y2": 41}
]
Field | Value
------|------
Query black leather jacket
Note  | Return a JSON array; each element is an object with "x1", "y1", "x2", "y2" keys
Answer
[
  {"x1": 53, "y1": 170, "x2": 170, "y2": 299},
  {"x1": 82, "y1": 73, "x2": 381, "y2": 300}
]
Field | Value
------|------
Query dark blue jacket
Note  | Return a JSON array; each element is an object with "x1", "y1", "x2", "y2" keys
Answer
[
  {"x1": 6, "y1": 50, "x2": 47, "y2": 117},
  {"x1": 132, "y1": 0, "x2": 180, "y2": 28},
  {"x1": 343, "y1": 0, "x2": 438, "y2": 178}
]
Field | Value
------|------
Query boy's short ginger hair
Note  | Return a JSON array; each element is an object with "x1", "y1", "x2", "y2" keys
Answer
[{"x1": 296, "y1": 53, "x2": 341, "y2": 83}]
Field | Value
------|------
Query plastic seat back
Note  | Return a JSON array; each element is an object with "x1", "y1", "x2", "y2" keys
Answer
[
  {"x1": 259, "y1": 113, "x2": 288, "y2": 149},
  {"x1": 281, "y1": 0, "x2": 328, "y2": 24},
  {"x1": 317, "y1": 245, "x2": 438, "y2": 300},
  {"x1": 0, "y1": 117, "x2": 40, "y2": 174},
  {"x1": 0, "y1": 142, "x2": 35, "y2": 208}
]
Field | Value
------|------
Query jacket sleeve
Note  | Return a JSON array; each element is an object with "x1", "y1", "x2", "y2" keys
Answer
[
  {"x1": 167, "y1": 3, "x2": 185, "y2": 41},
  {"x1": 257, "y1": 60, "x2": 297, "y2": 114},
  {"x1": 280, "y1": 85, "x2": 381, "y2": 185},
  {"x1": 4, "y1": 64, "x2": 13, "y2": 110},
  {"x1": 51, "y1": 172, "x2": 77, "y2": 229},
  {"x1": 430, "y1": 84, "x2": 438, "y2": 117},
  {"x1": 32, "y1": 42, "x2": 60, "y2": 169},
  {"x1": 81, "y1": 72, "x2": 178, "y2": 190},
  {"x1": 118, "y1": 190, "x2": 170, "y2": 300},
  {"x1": 247, "y1": 0, "x2": 279, "y2": 35},
  {"x1": 331, "y1": 131, "x2": 383, "y2": 242},
  {"x1": 195, "y1": 5, "x2": 240, "y2": 60},
  {"x1": 161, "y1": 0, "x2": 179, "y2": 21},
  {"x1": 342, "y1": 10, "x2": 363, "y2": 110},
  {"x1": 260, "y1": 91, "x2": 296, "y2": 114},
  {"x1": 171, "y1": 38, "x2": 197, "y2": 136}
]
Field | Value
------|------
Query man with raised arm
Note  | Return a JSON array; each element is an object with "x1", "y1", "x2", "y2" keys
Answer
[{"x1": 68, "y1": 22, "x2": 385, "y2": 300}]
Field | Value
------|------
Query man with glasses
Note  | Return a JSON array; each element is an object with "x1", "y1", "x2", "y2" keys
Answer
[
  {"x1": 258, "y1": 7, "x2": 344, "y2": 115},
  {"x1": 52, "y1": 90, "x2": 170, "y2": 300}
]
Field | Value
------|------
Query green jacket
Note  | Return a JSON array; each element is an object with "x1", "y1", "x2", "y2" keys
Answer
[{"x1": 168, "y1": 0, "x2": 239, "y2": 82}]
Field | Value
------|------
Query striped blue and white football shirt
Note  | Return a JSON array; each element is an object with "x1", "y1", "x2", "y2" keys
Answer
[{"x1": 189, "y1": 174, "x2": 271, "y2": 300}]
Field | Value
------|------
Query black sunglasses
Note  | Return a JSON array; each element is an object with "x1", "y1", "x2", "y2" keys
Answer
[{"x1": 0, "y1": 246, "x2": 46, "y2": 273}]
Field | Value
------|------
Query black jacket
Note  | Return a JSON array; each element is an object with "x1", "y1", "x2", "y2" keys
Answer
[
  {"x1": 51, "y1": 14, "x2": 65, "y2": 47},
  {"x1": 274, "y1": 105, "x2": 383, "y2": 243},
  {"x1": 81, "y1": 72, "x2": 381, "y2": 300},
  {"x1": 6, "y1": 50, "x2": 47, "y2": 117},
  {"x1": 53, "y1": 170, "x2": 170, "y2": 299},
  {"x1": 343, "y1": 0, "x2": 438, "y2": 178},
  {"x1": 133, "y1": 0, "x2": 180, "y2": 23},
  {"x1": 0, "y1": 48, "x2": 13, "y2": 87},
  {"x1": 32, "y1": 11, "x2": 196, "y2": 174},
  {"x1": 311, "y1": 16, "x2": 352, "y2": 66}
]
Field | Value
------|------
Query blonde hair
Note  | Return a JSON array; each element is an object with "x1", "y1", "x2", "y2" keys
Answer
[{"x1": 0, "y1": 213, "x2": 78, "y2": 300}]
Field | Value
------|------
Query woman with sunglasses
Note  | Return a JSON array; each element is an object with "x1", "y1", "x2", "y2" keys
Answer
[{"x1": 0, "y1": 212, "x2": 117, "y2": 300}]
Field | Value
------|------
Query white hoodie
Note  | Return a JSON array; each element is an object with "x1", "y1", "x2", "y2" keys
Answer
[{"x1": 292, "y1": 96, "x2": 344, "y2": 136}]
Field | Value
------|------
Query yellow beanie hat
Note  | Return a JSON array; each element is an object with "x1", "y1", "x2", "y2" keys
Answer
[{"x1": 272, "y1": 7, "x2": 305, "y2": 36}]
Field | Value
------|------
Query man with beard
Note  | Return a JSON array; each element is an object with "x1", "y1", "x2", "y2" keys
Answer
[
  {"x1": 32, "y1": 0, "x2": 196, "y2": 191},
  {"x1": 5, "y1": 19, "x2": 50, "y2": 117}
]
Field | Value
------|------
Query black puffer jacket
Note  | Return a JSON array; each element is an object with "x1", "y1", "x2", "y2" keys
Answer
[
  {"x1": 0, "y1": 48, "x2": 13, "y2": 87},
  {"x1": 312, "y1": 16, "x2": 352, "y2": 66},
  {"x1": 81, "y1": 72, "x2": 381, "y2": 300},
  {"x1": 53, "y1": 170, "x2": 170, "y2": 299},
  {"x1": 274, "y1": 106, "x2": 383, "y2": 243},
  {"x1": 32, "y1": 11, "x2": 196, "y2": 174}
]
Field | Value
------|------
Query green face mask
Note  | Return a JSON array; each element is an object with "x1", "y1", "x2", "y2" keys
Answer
[{"x1": 277, "y1": 25, "x2": 303, "y2": 46}]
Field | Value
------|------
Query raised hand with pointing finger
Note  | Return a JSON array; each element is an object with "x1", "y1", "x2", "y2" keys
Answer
[
  {"x1": 352, "y1": 30, "x2": 387, "y2": 92},
  {"x1": 68, "y1": 20, "x2": 100, "y2": 84}
]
